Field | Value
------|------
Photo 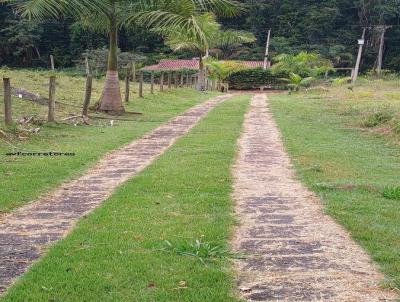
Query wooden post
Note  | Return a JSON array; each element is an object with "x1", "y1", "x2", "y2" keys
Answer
[
  {"x1": 174, "y1": 73, "x2": 178, "y2": 89},
  {"x1": 352, "y1": 28, "x2": 366, "y2": 83},
  {"x1": 85, "y1": 56, "x2": 90, "y2": 75},
  {"x1": 132, "y1": 62, "x2": 136, "y2": 83},
  {"x1": 263, "y1": 29, "x2": 271, "y2": 70},
  {"x1": 50, "y1": 55, "x2": 55, "y2": 70},
  {"x1": 3, "y1": 78, "x2": 12, "y2": 126},
  {"x1": 125, "y1": 73, "x2": 130, "y2": 103},
  {"x1": 124, "y1": 64, "x2": 132, "y2": 103},
  {"x1": 168, "y1": 72, "x2": 172, "y2": 89},
  {"x1": 160, "y1": 72, "x2": 164, "y2": 92},
  {"x1": 82, "y1": 57, "x2": 92, "y2": 116},
  {"x1": 48, "y1": 76, "x2": 56, "y2": 122},
  {"x1": 180, "y1": 72, "x2": 184, "y2": 87},
  {"x1": 377, "y1": 25, "x2": 391, "y2": 76},
  {"x1": 139, "y1": 71, "x2": 143, "y2": 98},
  {"x1": 82, "y1": 74, "x2": 92, "y2": 116},
  {"x1": 150, "y1": 72, "x2": 154, "y2": 94},
  {"x1": 186, "y1": 73, "x2": 190, "y2": 87}
]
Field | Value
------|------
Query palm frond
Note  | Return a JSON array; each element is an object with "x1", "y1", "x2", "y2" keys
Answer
[
  {"x1": 193, "y1": 0, "x2": 242, "y2": 17},
  {"x1": 3, "y1": 0, "x2": 111, "y2": 21}
]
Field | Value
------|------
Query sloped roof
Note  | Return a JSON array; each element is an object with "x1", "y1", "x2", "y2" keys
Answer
[
  {"x1": 242, "y1": 61, "x2": 265, "y2": 68},
  {"x1": 143, "y1": 59, "x2": 199, "y2": 71},
  {"x1": 142, "y1": 59, "x2": 265, "y2": 71}
]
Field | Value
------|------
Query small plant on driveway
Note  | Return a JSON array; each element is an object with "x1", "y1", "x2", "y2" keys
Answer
[{"x1": 161, "y1": 239, "x2": 244, "y2": 264}]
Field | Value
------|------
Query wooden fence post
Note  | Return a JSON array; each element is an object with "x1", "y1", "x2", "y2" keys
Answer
[
  {"x1": 132, "y1": 62, "x2": 136, "y2": 83},
  {"x1": 82, "y1": 75, "x2": 92, "y2": 116},
  {"x1": 48, "y1": 76, "x2": 56, "y2": 122},
  {"x1": 82, "y1": 57, "x2": 92, "y2": 116},
  {"x1": 139, "y1": 71, "x2": 143, "y2": 98},
  {"x1": 150, "y1": 72, "x2": 154, "y2": 94},
  {"x1": 50, "y1": 55, "x2": 55, "y2": 70},
  {"x1": 186, "y1": 73, "x2": 190, "y2": 87},
  {"x1": 125, "y1": 64, "x2": 132, "y2": 103},
  {"x1": 168, "y1": 72, "x2": 172, "y2": 89},
  {"x1": 85, "y1": 56, "x2": 90, "y2": 75},
  {"x1": 3, "y1": 78, "x2": 12, "y2": 126},
  {"x1": 174, "y1": 73, "x2": 178, "y2": 89},
  {"x1": 180, "y1": 73, "x2": 184, "y2": 87},
  {"x1": 160, "y1": 72, "x2": 164, "y2": 92}
]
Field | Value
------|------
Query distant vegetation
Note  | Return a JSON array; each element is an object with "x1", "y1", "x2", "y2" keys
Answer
[{"x1": 1, "y1": 1, "x2": 400, "y2": 72}]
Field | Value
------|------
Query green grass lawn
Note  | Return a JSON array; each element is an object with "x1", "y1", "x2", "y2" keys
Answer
[
  {"x1": 269, "y1": 88, "x2": 400, "y2": 291},
  {"x1": 0, "y1": 69, "x2": 219, "y2": 212},
  {"x1": 0, "y1": 94, "x2": 250, "y2": 302}
]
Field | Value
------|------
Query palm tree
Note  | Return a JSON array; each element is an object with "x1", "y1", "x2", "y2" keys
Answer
[
  {"x1": 209, "y1": 30, "x2": 256, "y2": 59},
  {"x1": 206, "y1": 59, "x2": 246, "y2": 91},
  {"x1": 282, "y1": 73, "x2": 315, "y2": 93},
  {"x1": 3, "y1": 0, "x2": 240, "y2": 112},
  {"x1": 271, "y1": 51, "x2": 333, "y2": 78},
  {"x1": 160, "y1": 13, "x2": 255, "y2": 90}
]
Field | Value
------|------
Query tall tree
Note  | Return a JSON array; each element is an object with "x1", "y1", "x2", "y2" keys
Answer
[{"x1": 3, "y1": 0, "x2": 239, "y2": 113}]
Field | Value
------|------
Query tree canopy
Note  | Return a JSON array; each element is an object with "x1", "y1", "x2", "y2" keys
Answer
[{"x1": 1, "y1": 0, "x2": 400, "y2": 71}]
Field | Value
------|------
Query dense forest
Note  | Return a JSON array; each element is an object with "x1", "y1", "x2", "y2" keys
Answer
[{"x1": 1, "y1": 0, "x2": 400, "y2": 71}]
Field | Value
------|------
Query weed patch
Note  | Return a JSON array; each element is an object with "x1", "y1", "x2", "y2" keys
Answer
[
  {"x1": 382, "y1": 186, "x2": 400, "y2": 200},
  {"x1": 161, "y1": 239, "x2": 243, "y2": 265},
  {"x1": 362, "y1": 107, "x2": 394, "y2": 128}
]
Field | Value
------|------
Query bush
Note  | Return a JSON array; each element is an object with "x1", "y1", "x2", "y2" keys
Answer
[
  {"x1": 227, "y1": 68, "x2": 288, "y2": 90},
  {"x1": 363, "y1": 108, "x2": 394, "y2": 128},
  {"x1": 271, "y1": 52, "x2": 333, "y2": 77}
]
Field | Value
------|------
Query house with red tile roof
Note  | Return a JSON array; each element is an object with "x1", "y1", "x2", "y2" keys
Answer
[{"x1": 142, "y1": 58, "x2": 265, "y2": 71}]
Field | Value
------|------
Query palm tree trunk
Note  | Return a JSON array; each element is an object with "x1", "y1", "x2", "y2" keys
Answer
[
  {"x1": 196, "y1": 55, "x2": 206, "y2": 91},
  {"x1": 99, "y1": 17, "x2": 124, "y2": 113}
]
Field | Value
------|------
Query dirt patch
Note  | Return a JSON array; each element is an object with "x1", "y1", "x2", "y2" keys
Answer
[
  {"x1": 231, "y1": 94, "x2": 397, "y2": 301},
  {"x1": 0, "y1": 94, "x2": 233, "y2": 295}
]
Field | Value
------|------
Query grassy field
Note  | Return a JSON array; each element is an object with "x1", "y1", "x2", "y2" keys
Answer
[
  {"x1": 0, "y1": 69, "x2": 219, "y2": 212},
  {"x1": 269, "y1": 78, "x2": 400, "y2": 290},
  {"x1": 1, "y1": 94, "x2": 250, "y2": 302},
  {"x1": 0, "y1": 68, "x2": 158, "y2": 119}
]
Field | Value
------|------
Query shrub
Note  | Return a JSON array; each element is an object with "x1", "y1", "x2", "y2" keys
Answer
[
  {"x1": 332, "y1": 77, "x2": 352, "y2": 85},
  {"x1": 362, "y1": 108, "x2": 394, "y2": 128},
  {"x1": 365, "y1": 69, "x2": 399, "y2": 80},
  {"x1": 271, "y1": 51, "x2": 334, "y2": 77},
  {"x1": 227, "y1": 68, "x2": 288, "y2": 90}
]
